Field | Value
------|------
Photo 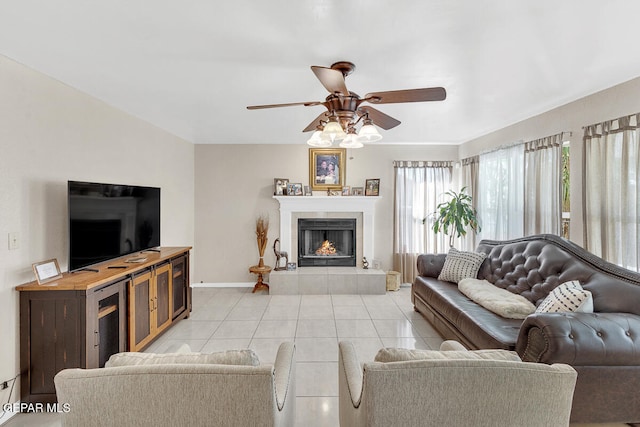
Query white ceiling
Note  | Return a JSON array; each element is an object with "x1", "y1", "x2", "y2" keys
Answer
[{"x1": 2, "y1": 1, "x2": 640, "y2": 145}]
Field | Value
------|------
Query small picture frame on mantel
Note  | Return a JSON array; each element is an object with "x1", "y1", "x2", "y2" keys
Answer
[
  {"x1": 287, "y1": 182, "x2": 303, "y2": 196},
  {"x1": 32, "y1": 259, "x2": 63, "y2": 285},
  {"x1": 365, "y1": 179, "x2": 380, "y2": 196},
  {"x1": 274, "y1": 178, "x2": 289, "y2": 196}
]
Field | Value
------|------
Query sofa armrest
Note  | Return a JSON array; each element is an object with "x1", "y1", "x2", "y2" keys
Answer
[
  {"x1": 416, "y1": 253, "x2": 447, "y2": 278},
  {"x1": 273, "y1": 341, "x2": 295, "y2": 412},
  {"x1": 516, "y1": 312, "x2": 640, "y2": 366}
]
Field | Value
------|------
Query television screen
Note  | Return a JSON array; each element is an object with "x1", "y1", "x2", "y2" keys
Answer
[{"x1": 68, "y1": 181, "x2": 160, "y2": 271}]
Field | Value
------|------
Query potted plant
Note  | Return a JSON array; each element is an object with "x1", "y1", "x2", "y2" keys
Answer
[{"x1": 424, "y1": 187, "x2": 481, "y2": 247}]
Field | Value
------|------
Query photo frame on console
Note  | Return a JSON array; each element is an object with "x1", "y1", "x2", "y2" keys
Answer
[
  {"x1": 32, "y1": 259, "x2": 63, "y2": 285},
  {"x1": 309, "y1": 148, "x2": 346, "y2": 191}
]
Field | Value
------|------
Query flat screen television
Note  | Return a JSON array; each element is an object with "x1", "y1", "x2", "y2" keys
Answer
[{"x1": 68, "y1": 181, "x2": 161, "y2": 272}]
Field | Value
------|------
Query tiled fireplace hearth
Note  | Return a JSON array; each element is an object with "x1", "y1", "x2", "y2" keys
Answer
[{"x1": 271, "y1": 196, "x2": 385, "y2": 295}]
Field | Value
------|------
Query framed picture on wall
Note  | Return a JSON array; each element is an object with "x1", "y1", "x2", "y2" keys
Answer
[
  {"x1": 365, "y1": 179, "x2": 380, "y2": 196},
  {"x1": 309, "y1": 148, "x2": 346, "y2": 191}
]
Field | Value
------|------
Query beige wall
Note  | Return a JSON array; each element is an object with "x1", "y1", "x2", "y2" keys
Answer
[
  {"x1": 0, "y1": 55, "x2": 194, "y2": 408},
  {"x1": 459, "y1": 76, "x2": 640, "y2": 246},
  {"x1": 194, "y1": 144, "x2": 458, "y2": 283}
]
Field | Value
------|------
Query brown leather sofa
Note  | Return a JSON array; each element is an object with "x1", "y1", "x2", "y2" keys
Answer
[{"x1": 412, "y1": 234, "x2": 640, "y2": 424}]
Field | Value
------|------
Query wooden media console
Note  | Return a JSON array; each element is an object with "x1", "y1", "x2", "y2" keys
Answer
[{"x1": 16, "y1": 247, "x2": 191, "y2": 403}]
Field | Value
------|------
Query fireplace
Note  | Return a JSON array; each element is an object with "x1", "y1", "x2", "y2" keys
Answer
[
  {"x1": 298, "y1": 218, "x2": 356, "y2": 267},
  {"x1": 273, "y1": 195, "x2": 379, "y2": 268}
]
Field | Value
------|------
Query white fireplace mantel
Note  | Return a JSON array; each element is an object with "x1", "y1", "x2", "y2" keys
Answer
[{"x1": 273, "y1": 196, "x2": 380, "y2": 264}]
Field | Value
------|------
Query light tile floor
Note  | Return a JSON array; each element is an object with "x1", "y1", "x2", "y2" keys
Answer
[
  {"x1": 2, "y1": 286, "x2": 630, "y2": 427},
  {"x1": 156, "y1": 286, "x2": 444, "y2": 427}
]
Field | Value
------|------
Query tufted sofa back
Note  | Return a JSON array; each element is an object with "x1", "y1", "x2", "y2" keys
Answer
[{"x1": 476, "y1": 234, "x2": 640, "y2": 315}]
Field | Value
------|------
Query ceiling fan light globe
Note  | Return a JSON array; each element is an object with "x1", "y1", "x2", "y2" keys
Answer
[
  {"x1": 322, "y1": 121, "x2": 346, "y2": 142},
  {"x1": 307, "y1": 130, "x2": 332, "y2": 147},
  {"x1": 340, "y1": 137, "x2": 363, "y2": 149},
  {"x1": 357, "y1": 124, "x2": 383, "y2": 142}
]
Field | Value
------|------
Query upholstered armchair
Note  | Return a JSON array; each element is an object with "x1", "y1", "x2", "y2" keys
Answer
[
  {"x1": 338, "y1": 340, "x2": 577, "y2": 427},
  {"x1": 55, "y1": 342, "x2": 296, "y2": 427}
]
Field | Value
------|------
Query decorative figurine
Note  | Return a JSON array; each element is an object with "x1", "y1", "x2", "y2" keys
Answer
[
  {"x1": 362, "y1": 256, "x2": 369, "y2": 269},
  {"x1": 273, "y1": 238, "x2": 289, "y2": 271}
]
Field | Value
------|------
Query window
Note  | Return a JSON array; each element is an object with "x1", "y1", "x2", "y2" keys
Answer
[
  {"x1": 477, "y1": 144, "x2": 524, "y2": 241},
  {"x1": 393, "y1": 161, "x2": 452, "y2": 282}
]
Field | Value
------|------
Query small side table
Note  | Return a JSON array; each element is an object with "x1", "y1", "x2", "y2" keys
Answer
[{"x1": 249, "y1": 265, "x2": 271, "y2": 293}]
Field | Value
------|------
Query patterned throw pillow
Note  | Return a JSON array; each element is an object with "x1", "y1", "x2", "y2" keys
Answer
[
  {"x1": 437, "y1": 248, "x2": 487, "y2": 283},
  {"x1": 535, "y1": 280, "x2": 594, "y2": 313}
]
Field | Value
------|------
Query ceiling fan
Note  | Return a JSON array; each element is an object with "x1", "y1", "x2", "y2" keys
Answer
[{"x1": 246, "y1": 61, "x2": 446, "y2": 147}]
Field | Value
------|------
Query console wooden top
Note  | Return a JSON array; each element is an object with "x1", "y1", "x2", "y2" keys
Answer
[{"x1": 16, "y1": 246, "x2": 191, "y2": 292}]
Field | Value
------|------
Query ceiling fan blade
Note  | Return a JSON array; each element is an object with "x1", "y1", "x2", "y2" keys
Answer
[
  {"x1": 311, "y1": 66, "x2": 349, "y2": 96},
  {"x1": 358, "y1": 106, "x2": 401, "y2": 130},
  {"x1": 302, "y1": 111, "x2": 331, "y2": 132},
  {"x1": 364, "y1": 87, "x2": 446, "y2": 104},
  {"x1": 247, "y1": 101, "x2": 323, "y2": 110}
]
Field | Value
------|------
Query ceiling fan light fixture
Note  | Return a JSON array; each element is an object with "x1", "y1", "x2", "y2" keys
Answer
[
  {"x1": 307, "y1": 130, "x2": 332, "y2": 147},
  {"x1": 340, "y1": 136, "x2": 363, "y2": 149},
  {"x1": 357, "y1": 123, "x2": 383, "y2": 143},
  {"x1": 322, "y1": 120, "x2": 346, "y2": 142},
  {"x1": 340, "y1": 128, "x2": 363, "y2": 148}
]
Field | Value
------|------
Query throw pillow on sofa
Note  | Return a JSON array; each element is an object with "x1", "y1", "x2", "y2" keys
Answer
[
  {"x1": 105, "y1": 349, "x2": 260, "y2": 367},
  {"x1": 458, "y1": 278, "x2": 537, "y2": 319},
  {"x1": 536, "y1": 280, "x2": 594, "y2": 313},
  {"x1": 438, "y1": 248, "x2": 487, "y2": 283}
]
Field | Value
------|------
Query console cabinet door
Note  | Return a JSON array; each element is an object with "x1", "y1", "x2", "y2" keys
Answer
[
  {"x1": 128, "y1": 263, "x2": 173, "y2": 352},
  {"x1": 154, "y1": 262, "x2": 172, "y2": 334},
  {"x1": 129, "y1": 270, "x2": 153, "y2": 352},
  {"x1": 86, "y1": 279, "x2": 127, "y2": 368},
  {"x1": 171, "y1": 255, "x2": 188, "y2": 319},
  {"x1": 20, "y1": 291, "x2": 83, "y2": 403}
]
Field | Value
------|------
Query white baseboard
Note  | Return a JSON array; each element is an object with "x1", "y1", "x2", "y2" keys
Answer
[{"x1": 191, "y1": 282, "x2": 254, "y2": 288}]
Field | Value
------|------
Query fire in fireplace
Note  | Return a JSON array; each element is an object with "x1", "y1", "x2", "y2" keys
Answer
[
  {"x1": 298, "y1": 218, "x2": 356, "y2": 267},
  {"x1": 316, "y1": 240, "x2": 337, "y2": 255}
]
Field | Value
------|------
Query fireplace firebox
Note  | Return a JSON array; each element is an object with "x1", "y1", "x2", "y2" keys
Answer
[{"x1": 298, "y1": 218, "x2": 356, "y2": 267}]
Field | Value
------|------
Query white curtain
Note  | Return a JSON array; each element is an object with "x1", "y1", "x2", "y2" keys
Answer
[
  {"x1": 477, "y1": 144, "x2": 525, "y2": 241},
  {"x1": 524, "y1": 133, "x2": 564, "y2": 235},
  {"x1": 584, "y1": 113, "x2": 640, "y2": 270},
  {"x1": 393, "y1": 161, "x2": 452, "y2": 283}
]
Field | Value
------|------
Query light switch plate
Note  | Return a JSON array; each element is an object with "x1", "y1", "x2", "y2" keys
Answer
[{"x1": 8, "y1": 232, "x2": 19, "y2": 250}]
